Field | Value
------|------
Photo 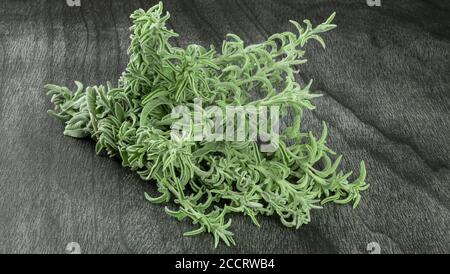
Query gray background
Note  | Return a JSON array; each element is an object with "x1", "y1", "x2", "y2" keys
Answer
[{"x1": 0, "y1": 0, "x2": 449, "y2": 254}]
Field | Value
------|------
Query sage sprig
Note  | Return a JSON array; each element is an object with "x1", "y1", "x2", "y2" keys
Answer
[{"x1": 46, "y1": 2, "x2": 368, "y2": 247}]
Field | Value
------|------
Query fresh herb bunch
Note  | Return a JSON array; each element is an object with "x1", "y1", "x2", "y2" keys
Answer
[{"x1": 46, "y1": 2, "x2": 368, "y2": 247}]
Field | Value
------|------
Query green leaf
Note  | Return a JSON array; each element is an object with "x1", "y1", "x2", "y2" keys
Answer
[{"x1": 45, "y1": 2, "x2": 367, "y2": 249}]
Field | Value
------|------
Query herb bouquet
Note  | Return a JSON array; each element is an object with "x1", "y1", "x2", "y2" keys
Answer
[{"x1": 46, "y1": 2, "x2": 368, "y2": 247}]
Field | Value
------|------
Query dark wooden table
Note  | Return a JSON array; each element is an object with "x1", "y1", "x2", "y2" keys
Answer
[{"x1": 0, "y1": 0, "x2": 449, "y2": 254}]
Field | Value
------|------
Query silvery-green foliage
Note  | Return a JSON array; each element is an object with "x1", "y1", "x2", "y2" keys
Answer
[{"x1": 46, "y1": 2, "x2": 368, "y2": 247}]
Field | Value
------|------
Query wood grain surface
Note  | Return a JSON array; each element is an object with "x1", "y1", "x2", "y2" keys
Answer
[{"x1": 0, "y1": 0, "x2": 449, "y2": 254}]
